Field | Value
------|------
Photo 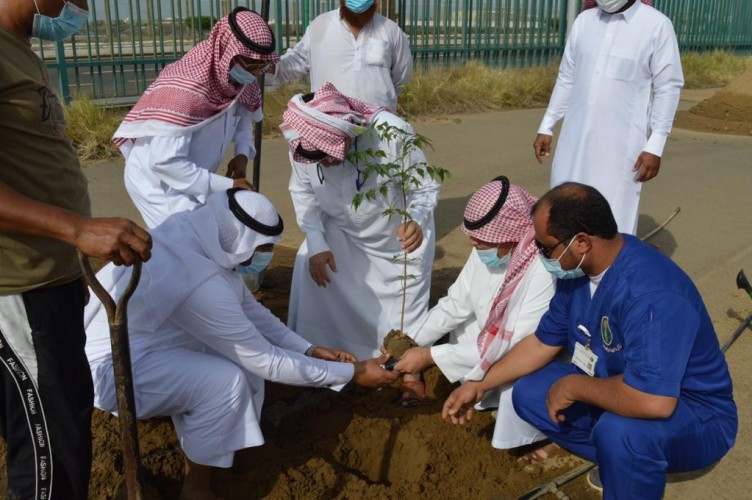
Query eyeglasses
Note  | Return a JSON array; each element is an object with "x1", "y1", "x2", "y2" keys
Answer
[
  {"x1": 534, "y1": 234, "x2": 575, "y2": 259},
  {"x1": 236, "y1": 60, "x2": 273, "y2": 74}
]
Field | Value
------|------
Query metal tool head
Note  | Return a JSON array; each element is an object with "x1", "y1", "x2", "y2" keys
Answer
[
  {"x1": 737, "y1": 269, "x2": 752, "y2": 299},
  {"x1": 382, "y1": 356, "x2": 398, "y2": 371}
]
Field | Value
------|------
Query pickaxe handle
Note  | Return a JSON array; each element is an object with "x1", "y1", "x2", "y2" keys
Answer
[{"x1": 79, "y1": 252, "x2": 144, "y2": 500}]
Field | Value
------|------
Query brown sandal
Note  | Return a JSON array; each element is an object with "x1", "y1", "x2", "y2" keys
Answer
[
  {"x1": 516, "y1": 441, "x2": 561, "y2": 463},
  {"x1": 399, "y1": 379, "x2": 426, "y2": 407}
]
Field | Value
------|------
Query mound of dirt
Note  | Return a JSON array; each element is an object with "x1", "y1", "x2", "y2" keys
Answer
[{"x1": 675, "y1": 67, "x2": 752, "y2": 136}]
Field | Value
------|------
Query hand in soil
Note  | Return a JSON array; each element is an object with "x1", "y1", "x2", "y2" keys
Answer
[
  {"x1": 442, "y1": 380, "x2": 485, "y2": 425},
  {"x1": 352, "y1": 358, "x2": 400, "y2": 389}
]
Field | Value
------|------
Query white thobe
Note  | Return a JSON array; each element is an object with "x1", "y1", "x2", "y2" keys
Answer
[
  {"x1": 269, "y1": 9, "x2": 412, "y2": 111},
  {"x1": 85, "y1": 267, "x2": 353, "y2": 468},
  {"x1": 411, "y1": 251, "x2": 555, "y2": 449},
  {"x1": 538, "y1": 2, "x2": 683, "y2": 234},
  {"x1": 287, "y1": 112, "x2": 439, "y2": 361},
  {"x1": 123, "y1": 100, "x2": 259, "y2": 228}
]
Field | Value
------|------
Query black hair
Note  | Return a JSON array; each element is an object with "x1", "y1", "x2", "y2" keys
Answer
[{"x1": 532, "y1": 182, "x2": 618, "y2": 240}]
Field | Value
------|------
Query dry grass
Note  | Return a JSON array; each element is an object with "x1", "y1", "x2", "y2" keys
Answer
[
  {"x1": 681, "y1": 50, "x2": 752, "y2": 89},
  {"x1": 66, "y1": 52, "x2": 751, "y2": 161},
  {"x1": 63, "y1": 96, "x2": 126, "y2": 162},
  {"x1": 398, "y1": 62, "x2": 559, "y2": 119}
]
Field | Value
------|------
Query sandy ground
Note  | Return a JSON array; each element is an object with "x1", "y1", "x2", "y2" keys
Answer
[{"x1": 1, "y1": 86, "x2": 751, "y2": 499}]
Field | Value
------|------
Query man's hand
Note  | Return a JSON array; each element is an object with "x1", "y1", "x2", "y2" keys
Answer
[
  {"x1": 396, "y1": 221, "x2": 423, "y2": 253},
  {"x1": 442, "y1": 381, "x2": 485, "y2": 425},
  {"x1": 312, "y1": 346, "x2": 357, "y2": 363},
  {"x1": 232, "y1": 178, "x2": 255, "y2": 191},
  {"x1": 394, "y1": 347, "x2": 433, "y2": 374},
  {"x1": 225, "y1": 154, "x2": 248, "y2": 180},
  {"x1": 533, "y1": 134, "x2": 553, "y2": 164},
  {"x1": 352, "y1": 358, "x2": 400, "y2": 389},
  {"x1": 74, "y1": 217, "x2": 152, "y2": 266},
  {"x1": 309, "y1": 251, "x2": 337, "y2": 287},
  {"x1": 632, "y1": 151, "x2": 661, "y2": 182},
  {"x1": 546, "y1": 375, "x2": 578, "y2": 423}
]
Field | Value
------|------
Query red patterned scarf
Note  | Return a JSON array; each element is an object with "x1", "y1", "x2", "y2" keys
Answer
[
  {"x1": 114, "y1": 9, "x2": 278, "y2": 148},
  {"x1": 582, "y1": 0, "x2": 652, "y2": 10},
  {"x1": 280, "y1": 82, "x2": 383, "y2": 163},
  {"x1": 462, "y1": 180, "x2": 539, "y2": 374}
]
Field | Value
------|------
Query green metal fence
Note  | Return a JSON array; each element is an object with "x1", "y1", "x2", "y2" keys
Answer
[
  {"x1": 653, "y1": 0, "x2": 752, "y2": 52},
  {"x1": 39, "y1": 0, "x2": 752, "y2": 102}
]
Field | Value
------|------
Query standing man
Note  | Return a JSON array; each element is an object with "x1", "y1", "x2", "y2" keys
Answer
[
  {"x1": 533, "y1": 0, "x2": 683, "y2": 234},
  {"x1": 281, "y1": 83, "x2": 439, "y2": 360},
  {"x1": 114, "y1": 7, "x2": 279, "y2": 228},
  {"x1": 268, "y1": 0, "x2": 412, "y2": 111},
  {"x1": 442, "y1": 183, "x2": 737, "y2": 499},
  {"x1": 0, "y1": 0, "x2": 152, "y2": 498}
]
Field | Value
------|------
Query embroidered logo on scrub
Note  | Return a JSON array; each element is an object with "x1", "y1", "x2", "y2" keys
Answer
[{"x1": 600, "y1": 316, "x2": 623, "y2": 353}]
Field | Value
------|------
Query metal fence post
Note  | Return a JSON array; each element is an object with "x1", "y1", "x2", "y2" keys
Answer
[{"x1": 55, "y1": 40, "x2": 71, "y2": 103}]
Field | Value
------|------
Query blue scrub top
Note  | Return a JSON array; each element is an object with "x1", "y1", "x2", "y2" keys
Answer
[{"x1": 536, "y1": 235, "x2": 736, "y2": 428}]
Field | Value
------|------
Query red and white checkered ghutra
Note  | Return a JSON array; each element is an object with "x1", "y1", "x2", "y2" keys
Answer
[
  {"x1": 280, "y1": 82, "x2": 383, "y2": 163},
  {"x1": 113, "y1": 10, "x2": 278, "y2": 148},
  {"x1": 462, "y1": 180, "x2": 540, "y2": 374},
  {"x1": 582, "y1": 0, "x2": 652, "y2": 10}
]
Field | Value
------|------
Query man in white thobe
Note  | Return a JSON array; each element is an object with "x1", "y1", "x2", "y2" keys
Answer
[
  {"x1": 113, "y1": 8, "x2": 279, "y2": 228},
  {"x1": 84, "y1": 189, "x2": 397, "y2": 499},
  {"x1": 281, "y1": 83, "x2": 439, "y2": 361},
  {"x1": 268, "y1": 0, "x2": 412, "y2": 111},
  {"x1": 395, "y1": 178, "x2": 555, "y2": 449},
  {"x1": 533, "y1": 0, "x2": 684, "y2": 234}
]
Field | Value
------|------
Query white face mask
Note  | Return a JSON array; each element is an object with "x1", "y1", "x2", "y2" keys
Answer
[{"x1": 596, "y1": 0, "x2": 629, "y2": 13}]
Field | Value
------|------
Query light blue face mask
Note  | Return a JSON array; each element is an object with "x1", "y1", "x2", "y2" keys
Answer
[
  {"x1": 238, "y1": 251, "x2": 274, "y2": 275},
  {"x1": 344, "y1": 0, "x2": 375, "y2": 13},
  {"x1": 32, "y1": 0, "x2": 89, "y2": 41},
  {"x1": 539, "y1": 238, "x2": 586, "y2": 280},
  {"x1": 477, "y1": 247, "x2": 510, "y2": 269},
  {"x1": 229, "y1": 64, "x2": 257, "y2": 85}
]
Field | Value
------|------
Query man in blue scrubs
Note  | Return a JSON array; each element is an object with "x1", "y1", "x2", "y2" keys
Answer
[{"x1": 441, "y1": 182, "x2": 737, "y2": 499}]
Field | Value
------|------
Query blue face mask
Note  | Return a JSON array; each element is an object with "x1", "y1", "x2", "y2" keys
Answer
[
  {"x1": 32, "y1": 0, "x2": 89, "y2": 41},
  {"x1": 344, "y1": 0, "x2": 375, "y2": 13},
  {"x1": 238, "y1": 251, "x2": 274, "y2": 275},
  {"x1": 477, "y1": 247, "x2": 510, "y2": 269},
  {"x1": 229, "y1": 64, "x2": 257, "y2": 85},
  {"x1": 539, "y1": 238, "x2": 586, "y2": 280}
]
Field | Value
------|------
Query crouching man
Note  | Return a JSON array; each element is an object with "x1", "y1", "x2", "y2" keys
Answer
[{"x1": 85, "y1": 189, "x2": 397, "y2": 500}]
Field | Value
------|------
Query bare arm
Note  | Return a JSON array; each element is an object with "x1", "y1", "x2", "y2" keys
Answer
[
  {"x1": 0, "y1": 181, "x2": 151, "y2": 265},
  {"x1": 442, "y1": 335, "x2": 561, "y2": 424},
  {"x1": 547, "y1": 373, "x2": 678, "y2": 422}
]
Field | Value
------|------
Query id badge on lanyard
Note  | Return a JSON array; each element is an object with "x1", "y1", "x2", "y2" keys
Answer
[{"x1": 572, "y1": 324, "x2": 598, "y2": 377}]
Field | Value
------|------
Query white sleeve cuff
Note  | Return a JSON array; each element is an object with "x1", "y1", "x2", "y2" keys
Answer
[
  {"x1": 305, "y1": 231, "x2": 330, "y2": 256},
  {"x1": 234, "y1": 144, "x2": 252, "y2": 159},
  {"x1": 643, "y1": 133, "x2": 668, "y2": 157},
  {"x1": 537, "y1": 121, "x2": 555, "y2": 136},
  {"x1": 209, "y1": 173, "x2": 234, "y2": 193},
  {"x1": 326, "y1": 361, "x2": 356, "y2": 392}
]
